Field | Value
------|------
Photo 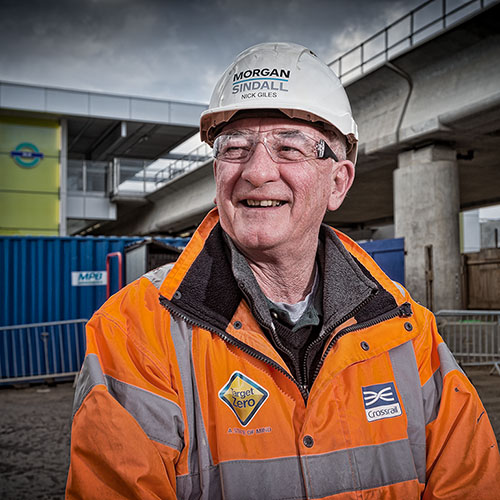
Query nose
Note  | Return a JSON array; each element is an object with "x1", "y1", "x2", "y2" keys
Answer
[{"x1": 240, "y1": 142, "x2": 280, "y2": 187}]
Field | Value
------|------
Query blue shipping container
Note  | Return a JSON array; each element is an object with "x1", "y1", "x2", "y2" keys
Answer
[
  {"x1": 0, "y1": 235, "x2": 188, "y2": 328},
  {"x1": 359, "y1": 238, "x2": 405, "y2": 286},
  {"x1": 0, "y1": 235, "x2": 404, "y2": 328}
]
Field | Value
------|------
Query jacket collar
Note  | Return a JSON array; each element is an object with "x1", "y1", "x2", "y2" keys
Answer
[{"x1": 160, "y1": 209, "x2": 398, "y2": 334}]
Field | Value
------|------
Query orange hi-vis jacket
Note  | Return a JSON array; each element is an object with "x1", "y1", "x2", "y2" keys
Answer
[{"x1": 67, "y1": 210, "x2": 500, "y2": 499}]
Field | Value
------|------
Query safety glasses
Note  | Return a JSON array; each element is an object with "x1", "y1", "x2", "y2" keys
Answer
[{"x1": 213, "y1": 128, "x2": 339, "y2": 164}]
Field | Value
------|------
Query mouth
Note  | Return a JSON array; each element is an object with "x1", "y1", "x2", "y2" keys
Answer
[{"x1": 243, "y1": 199, "x2": 285, "y2": 207}]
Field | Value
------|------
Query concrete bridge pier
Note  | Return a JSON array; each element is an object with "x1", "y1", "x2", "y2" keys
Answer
[{"x1": 394, "y1": 144, "x2": 461, "y2": 311}]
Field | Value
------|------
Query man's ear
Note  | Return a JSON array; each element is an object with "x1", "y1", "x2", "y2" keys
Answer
[{"x1": 327, "y1": 160, "x2": 355, "y2": 211}]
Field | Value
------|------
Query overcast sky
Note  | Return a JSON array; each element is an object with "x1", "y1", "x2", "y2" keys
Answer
[{"x1": 0, "y1": 0, "x2": 425, "y2": 104}]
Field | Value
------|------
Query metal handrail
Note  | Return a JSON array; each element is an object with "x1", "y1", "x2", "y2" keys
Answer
[
  {"x1": 154, "y1": 141, "x2": 212, "y2": 186},
  {"x1": 105, "y1": 142, "x2": 212, "y2": 196},
  {"x1": 328, "y1": 0, "x2": 493, "y2": 83}
]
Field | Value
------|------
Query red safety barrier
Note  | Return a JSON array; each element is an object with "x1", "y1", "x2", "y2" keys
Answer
[{"x1": 106, "y1": 252, "x2": 123, "y2": 298}]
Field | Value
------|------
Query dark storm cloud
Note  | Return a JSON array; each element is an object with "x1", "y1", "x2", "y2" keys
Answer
[{"x1": 0, "y1": 0, "x2": 423, "y2": 102}]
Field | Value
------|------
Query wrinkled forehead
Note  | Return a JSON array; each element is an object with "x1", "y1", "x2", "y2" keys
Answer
[{"x1": 220, "y1": 115, "x2": 329, "y2": 141}]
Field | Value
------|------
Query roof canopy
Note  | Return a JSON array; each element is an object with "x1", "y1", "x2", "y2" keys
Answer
[{"x1": 0, "y1": 81, "x2": 207, "y2": 161}]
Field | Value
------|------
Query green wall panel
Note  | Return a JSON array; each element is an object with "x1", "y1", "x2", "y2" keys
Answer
[
  {"x1": 0, "y1": 117, "x2": 60, "y2": 157},
  {"x1": 0, "y1": 154, "x2": 59, "y2": 192},
  {"x1": 0, "y1": 117, "x2": 60, "y2": 235},
  {"x1": 0, "y1": 192, "x2": 59, "y2": 232}
]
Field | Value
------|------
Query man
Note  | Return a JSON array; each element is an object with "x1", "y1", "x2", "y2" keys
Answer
[{"x1": 67, "y1": 43, "x2": 500, "y2": 499}]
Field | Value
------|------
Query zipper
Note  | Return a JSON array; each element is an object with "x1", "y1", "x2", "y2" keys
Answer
[
  {"x1": 160, "y1": 294, "x2": 411, "y2": 403},
  {"x1": 301, "y1": 291, "x2": 377, "y2": 390},
  {"x1": 269, "y1": 322, "x2": 308, "y2": 390},
  {"x1": 310, "y1": 301, "x2": 413, "y2": 383},
  {"x1": 238, "y1": 282, "x2": 308, "y2": 393},
  {"x1": 159, "y1": 296, "x2": 310, "y2": 400}
]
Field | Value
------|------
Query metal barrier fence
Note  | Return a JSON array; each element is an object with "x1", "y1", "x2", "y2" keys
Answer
[
  {"x1": 436, "y1": 310, "x2": 500, "y2": 375},
  {"x1": 0, "y1": 319, "x2": 88, "y2": 384}
]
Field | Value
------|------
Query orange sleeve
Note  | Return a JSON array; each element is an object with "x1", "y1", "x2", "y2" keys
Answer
[
  {"x1": 423, "y1": 318, "x2": 500, "y2": 499},
  {"x1": 66, "y1": 283, "x2": 184, "y2": 499},
  {"x1": 66, "y1": 387, "x2": 179, "y2": 500}
]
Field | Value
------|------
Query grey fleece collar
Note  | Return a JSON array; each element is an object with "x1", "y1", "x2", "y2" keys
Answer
[
  {"x1": 223, "y1": 225, "x2": 378, "y2": 335},
  {"x1": 317, "y1": 225, "x2": 378, "y2": 332}
]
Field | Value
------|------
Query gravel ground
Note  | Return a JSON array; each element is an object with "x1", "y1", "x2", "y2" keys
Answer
[
  {"x1": 0, "y1": 381, "x2": 74, "y2": 500},
  {"x1": 0, "y1": 368, "x2": 499, "y2": 499}
]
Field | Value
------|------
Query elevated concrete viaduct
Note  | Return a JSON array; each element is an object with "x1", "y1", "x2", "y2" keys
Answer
[{"x1": 105, "y1": 1, "x2": 500, "y2": 311}]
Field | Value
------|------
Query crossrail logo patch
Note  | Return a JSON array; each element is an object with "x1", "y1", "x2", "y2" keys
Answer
[
  {"x1": 362, "y1": 382, "x2": 402, "y2": 422},
  {"x1": 219, "y1": 372, "x2": 269, "y2": 427}
]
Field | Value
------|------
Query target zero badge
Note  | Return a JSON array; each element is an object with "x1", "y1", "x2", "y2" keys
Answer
[{"x1": 219, "y1": 372, "x2": 269, "y2": 427}]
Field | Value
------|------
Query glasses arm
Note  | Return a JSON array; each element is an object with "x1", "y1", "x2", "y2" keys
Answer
[{"x1": 318, "y1": 140, "x2": 339, "y2": 162}]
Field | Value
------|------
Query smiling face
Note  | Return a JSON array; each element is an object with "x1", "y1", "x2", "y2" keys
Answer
[{"x1": 214, "y1": 116, "x2": 355, "y2": 260}]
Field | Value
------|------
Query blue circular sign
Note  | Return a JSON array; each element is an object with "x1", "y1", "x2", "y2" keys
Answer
[{"x1": 10, "y1": 142, "x2": 44, "y2": 168}]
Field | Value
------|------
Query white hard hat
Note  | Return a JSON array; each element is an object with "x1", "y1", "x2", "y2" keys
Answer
[{"x1": 200, "y1": 42, "x2": 358, "y2": 163}]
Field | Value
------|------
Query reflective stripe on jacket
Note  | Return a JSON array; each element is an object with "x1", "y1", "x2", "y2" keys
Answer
[{"x1": 66, "y1": 209, "x2": 500, "y2": 499}]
